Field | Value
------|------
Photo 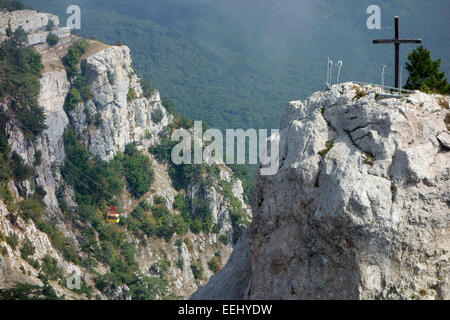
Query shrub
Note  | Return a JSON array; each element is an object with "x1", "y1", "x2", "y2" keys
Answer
[
  {"x1": 73, "y1": 75, "x2": 92, "y2": 101},
  {"x1": 107, "y1": 70, "x2": 114, "y2": 85},
  {"x1": 176, "y1": 258, "x2": 184, "y2": 270},
  {"x1": 151, "y1": 205, "x2": 175, "y2": 241},
  {"x1": 122, "y1": 144, "x2": 154, "y2": 198},
  {"x1": 84, "y1": 107, "x2": 93, "y2": 125},
  {"x1": 64, "y1": 76, "x2": 92, "y2": 113},
  {"x1": 173, "y1": 214, "x2": 189, "y2": 236},
  {"x1": 184, "y1": 238, "x2": 193, "y2": 252},
  {"x1": 6, "y1": 233, "x2": 19, "y2": 251},
  {"x1": 219, "y1": 234, "x2": 230, "y2": 245},
  {"x1": 40, "y1": 254, "x2": 62, "y2": 281},
  {"x1": 191, "y1": 198, "x2": 213, "y2": 234},
  {"x1": 140, "y1": 79, "x2": 156, "y2": 98},
  {"x1": 62, "y1": 126, "x2": 125, "y2": 203},
  {"x1": 318, "y1": 141, "x2": 334, "y2": 157},
  {"x1": 139, "y1": 131, "x2": 151, "y2": 143},
  {"x1": 151, "y1": 109, "x2": 164, "y2": 123},
  {"x1": 20, "y1": 237, "x2": 35, "y2": 260},
  {"x1": 33, "y1": 150, "x2": 42, "y2": 166},
  {"x1": 148, "y1": 136, "x2": 178, "y2": 162},
  {"x1": 45, "y1": 19, "x2": 55, "y2": 31},
  {"x1": 0, "y1": 282, "x2": 59, "y2": 300},
  {"x1": 128, "y1": 274, "x2": 168, "y2": 300},
  {"x1": 173, "y1": 194, "x2": 188, "y2": 211},
  {"x1": 19, "y1": 198, "x2": 44, "y2": 221},
  {"x1": 354, "y1": 87, "x2": 367, "y2": 99},
  {"x1": 127, "y1": 87, "x2": 137, "y2": 102},
  {"x1": 161, "y1": 97, "x2": 179, "y2": 117},
  {"x1": 191, "y1": 259, "x2": 204, "y2": 280},
  {"x1": 63, "y1": 40, "x2": 89, "y2": 78},
  {"x1": 364, "y1": 152, "x2": 376, "y2": 166},
  {"x1": 0, "y1": 182, "x2": 17, "y2": 214},
  {"x1": 0, "y1": 130, "x2": 11, "y2": 182},
  {"x1": 208, "y1": 254, "x2": 222, "y2": 274},
  {"x1": 64, "y1": 87, "x2": 81, "y2": 112},
  {"x1": 170, "y1": 164, "x2": 198, "y2": 191},
  {"x1": 46, "y1": 33, "x2": 59, "y2": 46},
  {"x1": 11, "y1": 151, "x2": 32, "y2": 181},
  {"x1": 94, "y1": 112, "x2": 103, "y2": 127},
  {"x1": 34, "y1": 218, "x2": 79, "y2": 265},
  {"x1": 14, "y1": 104, "x2": 47, "y2": 138},
  {"x1": 190, "y1": 218, "x2": 203, "y2": 234},
  {"x1": 229, "y1": 196, "x2": 250, "y2": 240}
]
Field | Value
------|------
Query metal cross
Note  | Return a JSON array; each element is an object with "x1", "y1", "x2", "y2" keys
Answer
[{"x1": 373, "y1": 16, "x2": 422, "y2": 89}]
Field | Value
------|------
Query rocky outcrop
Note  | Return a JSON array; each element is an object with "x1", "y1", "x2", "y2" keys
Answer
[
  {"x1": 0, "y1": 9, "x2": 70, "y2": 45},
  {"x1": 195, "y1": 83, "x2": 449, "y2": 300},
  {"x1": 131, "y1": 159, "x2": 250, "y2": 298},
  {"x1": 109, "y1": 284, "x2": 132, "y2": 300},
  {"x1": 250, "y1": 83, "x2": 449, "y2": 300},
  {"x1": 71, "y1": 45, "x2": 171, "y2": 160}
]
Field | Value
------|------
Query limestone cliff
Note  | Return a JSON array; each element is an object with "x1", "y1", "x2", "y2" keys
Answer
[
  {"x1": 194, "y1": 83, "x2": 450, "y2": 300},
  {"x1": 0, "y1": 9, "x2": 251, "y2": 299}
]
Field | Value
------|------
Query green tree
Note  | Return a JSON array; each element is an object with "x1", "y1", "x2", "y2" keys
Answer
[
  {"x1": 122, "y1": 144, "x2": 154, "y2": 198},
  {"x1": 127, "y1": 87, "x2": 137, "y2": 101},
  {"x1": 11, "y1": 151, "x2": 32, "y2": 181},
  {"x1": 6, "y1": 233, "x2": 19, "y2": 250},
  {"x1": 0, "y1": 26, "x2": 47, "y2": 137},
  {"x1": 191, "y1": 259, "x2": 204, "y2": 280},
  {"x1": 45, "y1": 19, "x2": 55, "y2": 31},
  {"x1": 404, "y1": 46, "x2": 450, "y2": 94},
  {"x1": 46, "y1": 33, "x2": 59, "y2": 46},
  {"x1": 63, "y1": 40, "x2": 89, "y2": 78}
]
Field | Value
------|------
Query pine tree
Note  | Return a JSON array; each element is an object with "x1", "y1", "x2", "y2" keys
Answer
[{"x1": 404, "y1": 46, "x2": 450, "y2": 94}]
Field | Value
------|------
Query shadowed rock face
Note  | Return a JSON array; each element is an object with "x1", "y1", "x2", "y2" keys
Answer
[{"x1": 194, "y1": 83, "x2": 449, "y2": 300}]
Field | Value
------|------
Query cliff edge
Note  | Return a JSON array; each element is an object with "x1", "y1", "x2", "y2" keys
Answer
[{"x1": 194, "y1": 83, "x2": 450, "y2": 300}]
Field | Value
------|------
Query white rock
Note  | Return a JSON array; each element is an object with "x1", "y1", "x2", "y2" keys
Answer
[{"x1": 195, "y1": 82, "x2": 450, "y2": 300}]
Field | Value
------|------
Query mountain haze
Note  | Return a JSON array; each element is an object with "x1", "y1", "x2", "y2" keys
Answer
[{"x1": 23, "y1": 0, "x2": 450, "y2": 130}]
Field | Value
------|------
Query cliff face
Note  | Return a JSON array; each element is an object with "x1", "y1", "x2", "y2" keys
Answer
[
  {"x1": 0, "y1": 9, "x2": 70, "y2": 45},
  {"x1": 0, "y1": 9, "x2": 251, "y2": 299},
  {"x1": 194, "y1": 83, "x2": 450, "y2": 300}
]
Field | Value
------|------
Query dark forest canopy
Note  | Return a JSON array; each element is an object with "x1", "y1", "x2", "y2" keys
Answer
[{"x1": 0, "y1": 0, "x2": 32, "y2": 11}]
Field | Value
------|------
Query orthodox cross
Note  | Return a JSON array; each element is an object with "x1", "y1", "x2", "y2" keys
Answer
[{"x1": 373, "y1": 16, "x2": 422, "y2": 88}]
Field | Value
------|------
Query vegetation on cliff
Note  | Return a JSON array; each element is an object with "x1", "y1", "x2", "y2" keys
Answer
[{"x1": 0, "y1": 25, "x2": 46, "y2": 137}]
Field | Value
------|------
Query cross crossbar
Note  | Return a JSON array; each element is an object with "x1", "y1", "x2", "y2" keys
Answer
[{"x1": 373, "y1": 39, "x2": 422, "y2": 44}]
